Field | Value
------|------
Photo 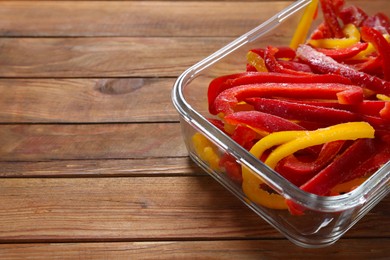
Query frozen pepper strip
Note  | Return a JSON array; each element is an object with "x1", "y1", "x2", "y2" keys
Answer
[
  {"x1": 213, "y1": 83, "x2": 363, "y2": 115},
  {"x1": 246, "y1": 51, "x2": 268, "y2": 72},
  {"x1": 275, "y1": 140, "x2": 345, "y2": 186},
  {"x1": 343, "y1": 139, "x2": 390, "y2": 182},
  {"x1": 224, "y1": 110, "x2": 306, "y2": 136},
  {"x1": 290, "y1": 0, "x2": 319, "y2": 49},
  {"x1": 297, "y1": 44, "x2": 390, "y2": 95},
  {"x1": 308, "y1": 23, "x2": 360, "y2": 49},
  {"x1": 360, "y1": 26, "x2": 390, "y2": 81},
  {"x1": 299, "y1": 138, "x2": 376, "y2": 196},
  {"x1": 264, "y1": 46, "x2": 312, "y2": 76},
  {"x1": 319, "y1": 0, "x2": 344, "y2": 38},
  {"x1": 287, "y1": 138, "x2": 376, "y2": 214},
  {"x1": 240, "y1": 131, "x2": 310, "y2": 210},
  {"x1": 246, "y1": 97, "x2": 360, "y2": 124},
  {"x1": 264, "y1": 122, "x2": 375, "y2": 169},
  {"x1": 315, "y1": 42, "x2": 368, "y2": 61},
  {"x1": 208, "y1": 72, "x2": 353, "y2": 114}
]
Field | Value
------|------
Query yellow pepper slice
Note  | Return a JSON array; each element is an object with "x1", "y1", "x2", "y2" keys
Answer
[
  {"x1": 352, "y1": 34, "x2": 390, "y2": 60},
  {"x1": 241, "y1": 131, "x2": 306, "y2": 210},
  {"x1": 377, "y1": 94, "x2": 390, "y2": 101},
  {"x1": 242, "y1": 168, "x2": 288, "y2": 209},
  {"x1": 241, "y1": 122, "x2": 374, "y2": 210},
  {"x1": 246, "y1": 51, "x2": 268, "y2": 72},
  {"x1": 330, "y1": 177, "x2": 367, "y2": 195},
  {"x1": 192, "y1": 133, "x2": 220, "y2": 171},
  {"x1": 308, "y1": 24, "x2": 360, "y2": 49},
  {"x1": 265, "y1": 122, "x2": 375, "y2": 169},
  {"x1": 290, "y1": 0, "x2": 319, "y2": 50}
]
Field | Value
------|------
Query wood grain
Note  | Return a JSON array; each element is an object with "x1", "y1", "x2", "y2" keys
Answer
[
  {"x1": 0, "y1": 37, "x2": 233, "y2": 78},
  {"x1": 0, "y1": 177, "x2": 388, "y2": 242},
  {"x1": 0, "y1": 123, "x2": 187, "y2": 161},
  {"x1": 1, "y1": 239, "x2": 389, "y2": 259},
  {"x1": 0, "y1": 157, "x2": 201, "y2": 177},
  {"x1": 0, "y1": 1, "x2": 292, "y2": 37},
  {"x1": 0, "y1": 78, "x2": 178, "y2": 123}
]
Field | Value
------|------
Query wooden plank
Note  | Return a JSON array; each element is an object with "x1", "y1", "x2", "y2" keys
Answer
[
  {"x1": 0, "y1": 1, "x2": 292, "y2": 37},
  {"x1": 0, "y1": 157, "x2": 202, "y2": 177},
  {"x1": 0, "y1": 37, "x2": 233, "y2": 77},
  {"x1": 0, "y1": 239, "x2": 389, "y2": 259},
  {"x1": 0, "y1": 123, "x2": 188, "y2": 161},
  {"x1": 0, "y1": 78, "x2": 179, "y2": 123},
  {"x1": 1, "y1": 1, "x2": 389, "y2": 38},
  {"x1": 0, "y1": 177, "x2": 388, "y2": 242}
]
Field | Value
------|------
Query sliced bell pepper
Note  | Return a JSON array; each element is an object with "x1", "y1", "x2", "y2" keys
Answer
[
  {"x1": 277, "y1": 60, "x2": 313, "y2": 73},
  {"x1": 241, "y1": 131, "x2": 309, "y2": 210},
  {"x1": 276, "y1": 140, "x2": 345, "y2": 186},
  {"x1": 352, "y1": 56, "x2": 383, "y2": 76},
  {"x1": 377, "y1": 94, "x2": 390, "y2": 101},
  {"x1": 246, "y1": 97, "x2": 360, "y2": 124},
  {"x1": 264, "y1": 46, "x2": 312, "y2": 76},
  {"x1": 319, "y1": 0, "x2": 344, "y2": 38},
  {"x1": 241, "y1": 167, "x2": 288, "y2": 210},
  {"x1": 208, "y1": 72, "x2": 354, "y2": 114},
  {"x1": 264, "y1": 122, "x2": 375, "y2": 169},
  {"x1": 362, "y1": 13, "x2": 390, "y2": 34},
  {"x1": 343, "y1": 138, "x2": 390, "y2": 182},
  {"x1": 246, "y1": 51, "x2": 268, "y2": 72},
  {"x1": 224, "y1": 110, "x2": 306, "y2": 136},
  {"x1": 360, "y1": 26, "x2": 390, "y2": 81},
  {"x1": 339, "y1": 5, "x2": 368, "y2": 27},
  {"x1": 314, "y1": 42, "x2": 368, "y2": 61},
  {"x1": 219, "y1": 154, "x2": 242, "y2": 184},
  {"x1": 192, "y1": 133, "x2": 220, "y2": 171},
  {"x1": 330, "y1": 177, "x2": 367, "y2": 195},
  {"x1": 290, "y1": 0, "x2": 319, "y2": 49},
  {"x1": 308, "y1": 23, "x2": 360, "y2": 48},
  {"x1": 213, "y1": 82, "x2": 363, "y2": 115},
  {"x1": 296, "y1": 44, "x2": 390, "y2": 95},
  {"x1": 227, "y1": 72, "x2": 352, "y2": 87},
  {"x1": 310, "y1": 22, "x2": 332, "y2": 40},
  {"x1": 298, "y1": 138, "x2": 376, "y2": 196},
  {"x1": 287, "y1": 138, "x2": 376, "y2": 214},
  {"x1": 249, "y1": 46, "x2": 296, "y2": 60}
]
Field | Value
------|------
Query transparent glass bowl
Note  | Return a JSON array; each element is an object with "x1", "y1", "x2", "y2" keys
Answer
[{"x1": 171, "y1": 0, "x2": 390, "y2": 248}]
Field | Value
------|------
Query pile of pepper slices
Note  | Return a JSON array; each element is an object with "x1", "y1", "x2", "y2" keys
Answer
[{"x1": 193, "y1": 0, "x2": 390, "y2": 213}]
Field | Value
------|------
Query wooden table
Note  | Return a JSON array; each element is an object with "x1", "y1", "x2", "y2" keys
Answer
[{"x1": 0, "y1": 1, "x2": 389, "y2": 258}]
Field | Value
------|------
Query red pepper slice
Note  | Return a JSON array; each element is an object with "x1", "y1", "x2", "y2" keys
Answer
[
  {"x1": 339, "y1": 5, "x2": 368, "y2": 27},
  {"x1": 287, "y1": 138, "x2": 376, "y2": 215},
  {"x1": 208, "y1": 72, "x2": 353, "y2": 114},
  {"x1": 277, "y1": 60, "x2": 313, "y2": 73},
  {"x1": 319, "y1": 0, "x2": 344, "y2": 38},
  {"x1": 264, "y1": 46, "x2": 312, "y2": 76},
  {"x1": 360, "y1": 26, "x2": 390, "y2": 81},
  {"x1": 300, "y1": 138, "x2": 376, "y2": 196},
  {"x1": 296, "y1": 44, "x2": 390, "y2": 95},
  {"x1": 246, "y1": 97, "x2": 360, "y2": 124},
  {"x1": 213, "y1": 82, "x2": 363, "y2": 115},
  {"x1": 315, "y1": 42, "x2": 368, "y2": 61},
  {"x1": 275, "y1": 140, "x2": 345, "y2": 186},
  {"x1": 362, "y1": 13, "x2": 390, "y2": 34},
  {"x1": 310, "y1": 22, "x2": 333, "y2": 40},
  {"x1": 224, "y1": 110, "x2": 306, "y2": 134},
  {"x1": 219, "y1": 154, "x2": 243, "y2": 184},
  {"x1": 352, "y1": 56, "x2": 383, "y2": 76},
  {"x1": 230, "y1": 124, "x2": 258, "y2": 151},
  {"x1": 361, "y1": 115, "x2": 390, "y2": 131},
  {"x1": 249, "y1": 46, "x2": 296, "y2": 60},
  {"x1": 343, "y1": 138, "x2": 390, "y2": 182}
]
